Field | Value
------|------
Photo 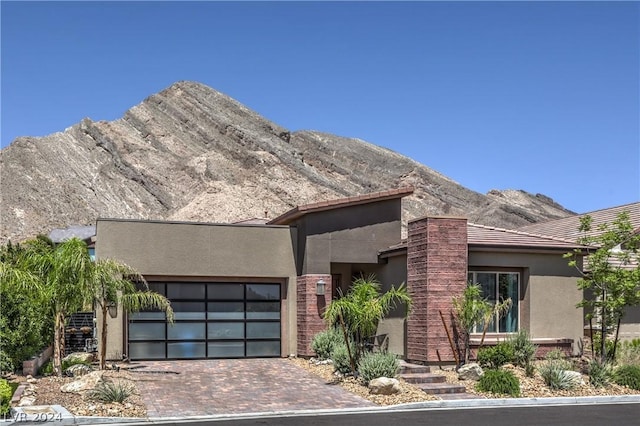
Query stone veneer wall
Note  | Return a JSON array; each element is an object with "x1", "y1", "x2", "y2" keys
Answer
[
  {"x1": 297, "y1": 274, "x2": 332, "y2": 356},
  {"x1": 406, "y1": 217, "x2": 468, "y2": 363}
]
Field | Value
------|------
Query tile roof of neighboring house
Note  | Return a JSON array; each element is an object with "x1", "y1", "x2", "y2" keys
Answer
[
  {"x1": 379, "y1": 222, "x2": 589, "y2": 256},
  {"x1": 517, "y1": 202, "x2": 640, "y2": 242},
  {"x1": 49, "y1": 225, "x2": 96, "y2": 243},
  {"x1": 466, "y1": 223, "x2": 590, "y2": 250},
  {"x1": 268, "y1": 187, "x2": 415, "y2": 225}
]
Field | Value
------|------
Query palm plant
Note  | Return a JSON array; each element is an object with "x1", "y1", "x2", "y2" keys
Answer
[
  {"x1": 9, "y1": 236, "x2": 173, "y2": 374},
  {"x1": 89, "y1": 259, "x2": 174, "y2": 369},
  {"x1": 19, "y1": 237, "x2": 93, "y2": 376},
  {"x1": 323, "y1": 274, "x2": 411, "y2": 373}
]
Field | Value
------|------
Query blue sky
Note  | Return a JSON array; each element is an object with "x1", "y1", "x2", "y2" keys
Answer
[{"x1": 2, "y1": 1, "x2": 638, "y2": 214}]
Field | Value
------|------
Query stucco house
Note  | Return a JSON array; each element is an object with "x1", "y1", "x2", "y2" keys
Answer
[{"x1": 93, "y1": 187, "x2": 615, "y2": 364}]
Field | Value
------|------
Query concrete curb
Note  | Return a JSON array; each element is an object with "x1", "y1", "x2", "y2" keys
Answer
[{"x1": 54, "y1": 394, "x2": 640, "y2": 425}]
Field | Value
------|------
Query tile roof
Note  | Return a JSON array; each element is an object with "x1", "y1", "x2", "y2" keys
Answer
[
  {"x1": 466, "y1": 223, "x2": 589, "y2": 250},
  {"x1": 379, "y1": 222, "x2": 589, "y2": 255},
  {"x1": 517, "y1": 202, "x2": 640, "y2": 242},
  {"x1": 268, "y1": 187, "x2": 414, "y2": 225}
]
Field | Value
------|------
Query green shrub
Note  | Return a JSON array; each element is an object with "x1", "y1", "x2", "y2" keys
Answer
[
  {"x1": 539, "y1": 362, "x2": 581, "y2": 390},
  {"x1": 39, "y1": 361, "x2": 54, "y2": 376},
  {"x1": 0, "y1": 242, "x2": 54, "y2": 373},
  {"x1": 507, "y1": 330, "x2": 537, "y2": 368},
  {"x1": 477, "y1": 342, "x2": 514, "y2": 370},
  {"x1": 588, "y1": 360, "x2": 613, "y2": 388},
  {"x1": 615, "y1": 339, "x2": 640, "y2": 366},
  {"x1": 332, "y1": 343, "x2": 355, "y2": 375},
  {"x1": 0, "y1": 379, "x2": 12, "y2": 415},
  {"x1": 357, "y1": 351, "x2": 399, "y2": 384},
  {"x1": 88, "y1": 380, "x2": 133, "y2": 403},
  {"x1": 476, "y1": 369, "x2": 520, "y2": 397},
  {"x1": 312, "y1": 328, "x2": 343, "y2": 360},
  {"x1": 613, "y1": 365, "x2": 640, "y2": 390},
  {"x1": 39, "y1": 357, "x2": 91, "y2": 376}
]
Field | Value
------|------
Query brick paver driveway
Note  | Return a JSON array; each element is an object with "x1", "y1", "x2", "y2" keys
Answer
[{"x1": 129, "y1": 359, "x2": 374, "y2": 417}]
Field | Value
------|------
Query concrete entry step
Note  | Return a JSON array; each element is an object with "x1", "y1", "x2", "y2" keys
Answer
[
  {"x1": 416, "y1": 382, "x2": 467, "y2": 395},
  {"x1": 398, "y1": 361, "x2": 431, "y2": 374},
  {"x1": 399, "y1": 373, "x2": 446, "y2": 384}
]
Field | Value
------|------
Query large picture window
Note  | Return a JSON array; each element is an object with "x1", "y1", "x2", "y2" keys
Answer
[{"x1": 467, "y1": 271, "x2": 519, "y2": 333}]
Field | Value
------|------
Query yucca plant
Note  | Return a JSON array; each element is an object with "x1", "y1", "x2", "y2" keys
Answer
[
  {"x1": 539, "y1": 362, "x2": 582, "y2": 390},
  {"x1": 88, "y1": 380, "x2": 133, "y2": 403},
  {"x1": 588, "y1": 359, "x2": 613, "y2": 388}
]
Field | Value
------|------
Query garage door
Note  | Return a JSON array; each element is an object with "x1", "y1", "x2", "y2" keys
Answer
[{"x1": 128, "y1": 282, "x2": 281, "y2": 359}]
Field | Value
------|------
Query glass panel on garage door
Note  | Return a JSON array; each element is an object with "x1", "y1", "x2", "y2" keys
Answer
[{"x1": 128, "y1": 282, "x2": 281, "y2": 360}]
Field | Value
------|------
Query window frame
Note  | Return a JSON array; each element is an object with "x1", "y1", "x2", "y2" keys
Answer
[{"x1": 467, "y1": 271, "x2": 520, "y2": 334}]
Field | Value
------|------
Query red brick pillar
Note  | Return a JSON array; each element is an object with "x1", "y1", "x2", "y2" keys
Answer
[
  {"x1": 406, "y1": 216, "x2": 468, "y2": 363},
  {"x1": 297, "y1": 274, "x2": 332, "y2": 356}
]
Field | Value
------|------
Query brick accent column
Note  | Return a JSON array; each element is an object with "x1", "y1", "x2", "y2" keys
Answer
[
  {"x1": 406, "y1": 216, "x2": 468, "y2": 363},
  {"x1": 297, "y1": 274, "x2": 332, "y2": 356}
]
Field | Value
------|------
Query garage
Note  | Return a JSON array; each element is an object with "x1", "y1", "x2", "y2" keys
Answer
[{"x1": 128, "y1": 281, "x2": 282, "y2": 360}]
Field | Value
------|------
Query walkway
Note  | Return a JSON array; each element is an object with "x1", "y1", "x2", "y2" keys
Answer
[{"x1": 129, "y1": 359, "x2": 375, "y2": 417}]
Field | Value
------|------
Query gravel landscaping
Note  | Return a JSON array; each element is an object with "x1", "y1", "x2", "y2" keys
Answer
[
  {"x1": 289, "y1": 357, "x2": 640, "y2": 404},
  {"x1": 6, "y1": 357, "x2": 640, "y2": 418}
]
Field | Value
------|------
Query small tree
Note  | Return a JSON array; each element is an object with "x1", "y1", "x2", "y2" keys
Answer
[
  {"x1": 565, "y1": 211, "x2": 640, "y2": 364},
  {"x1": 452, "y1": 283, "x2": 512, "y2": 365},
  {"x1": 89, "y1": 259, "x2": 174, "y2": 370},
  {"x1": 323, "y1": 274, "x2": 411, "y2": 373}
]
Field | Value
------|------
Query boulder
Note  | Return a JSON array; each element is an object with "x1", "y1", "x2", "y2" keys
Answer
[
  {"x1": 458, "y1": 363, "x2": 483, "y2": 381},
  {"x1": 63, "y1": 352, "x2": 94, "y2": 364},
  {"x1": 60, "y1": 371, "x2": 103, "y2": 393},
  {"x1": 65, "y1": 363, "x2": 93, "y2": 377},
  {"x1": 368, "y1": 377, "x2": 401, "y2": 395}
]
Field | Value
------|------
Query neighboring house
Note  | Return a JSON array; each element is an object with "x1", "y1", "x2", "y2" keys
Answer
[
  {"x1": 94, "y1": 187, "x2": 596, "y2": 364},
  {"x1": 49, "y1": 224, "x2": 96, "y2": 260},
  {"x1": 518, "y1": 202, "x2": 640, "y2": 341}
]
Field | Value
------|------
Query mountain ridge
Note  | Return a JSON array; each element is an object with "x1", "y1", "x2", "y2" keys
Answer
[{"x1": 0, "y1": 81, "x2": 574, "y2": 243}]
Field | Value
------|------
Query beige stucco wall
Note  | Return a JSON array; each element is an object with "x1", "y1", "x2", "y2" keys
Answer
[
  {"x1": 469, "y1": 250, "x2": 584, "y2": 355},
  {"x1": 95, "y1": 219, "x2": 298, "y2": 360}
]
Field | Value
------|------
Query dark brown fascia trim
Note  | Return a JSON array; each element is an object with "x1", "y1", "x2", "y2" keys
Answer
[
  {"x1": 378, "y1": 247, "x2": 407, "y2": 259},
  {"x1": 268, "y1": 187, "x2": 414, "y2": 225},
  {"x1": 468, "y1": 244, "x2": 590, "y2": 255},
  {"x1": 96, "y1": 217, "x2": 291, "y2": 229},
  {"x1": 378, "y1": 244, "x2": 589, "y2": 258}
]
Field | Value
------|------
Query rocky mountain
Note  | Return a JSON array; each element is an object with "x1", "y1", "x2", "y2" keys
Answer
[{"x1": 0, "y1": 81, "x2": 574, "y2": 243}]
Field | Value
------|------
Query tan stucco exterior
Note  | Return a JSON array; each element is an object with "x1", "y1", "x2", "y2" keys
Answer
[
  {"x1": 96, "y1": 219, "x2": 298, "y2": 360},
  {"x1": 469, "y1": 249, "x2": 584, "y2": 354}
]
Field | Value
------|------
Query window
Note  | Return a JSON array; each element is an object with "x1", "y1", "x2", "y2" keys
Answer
[{"x1": 467, "y1": 271, "x2": 519, "y2": 333}]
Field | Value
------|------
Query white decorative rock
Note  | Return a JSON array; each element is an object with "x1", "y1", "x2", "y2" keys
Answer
[
  {"x1": 368, "y1": 377, "x2": 401, "y2": 395},
  {"x1": 60, "y1": 371, "x2": 103, "y2": 393},
  {"x1": 457, "y1": 363, "x2": 484, "y2": 381}
]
